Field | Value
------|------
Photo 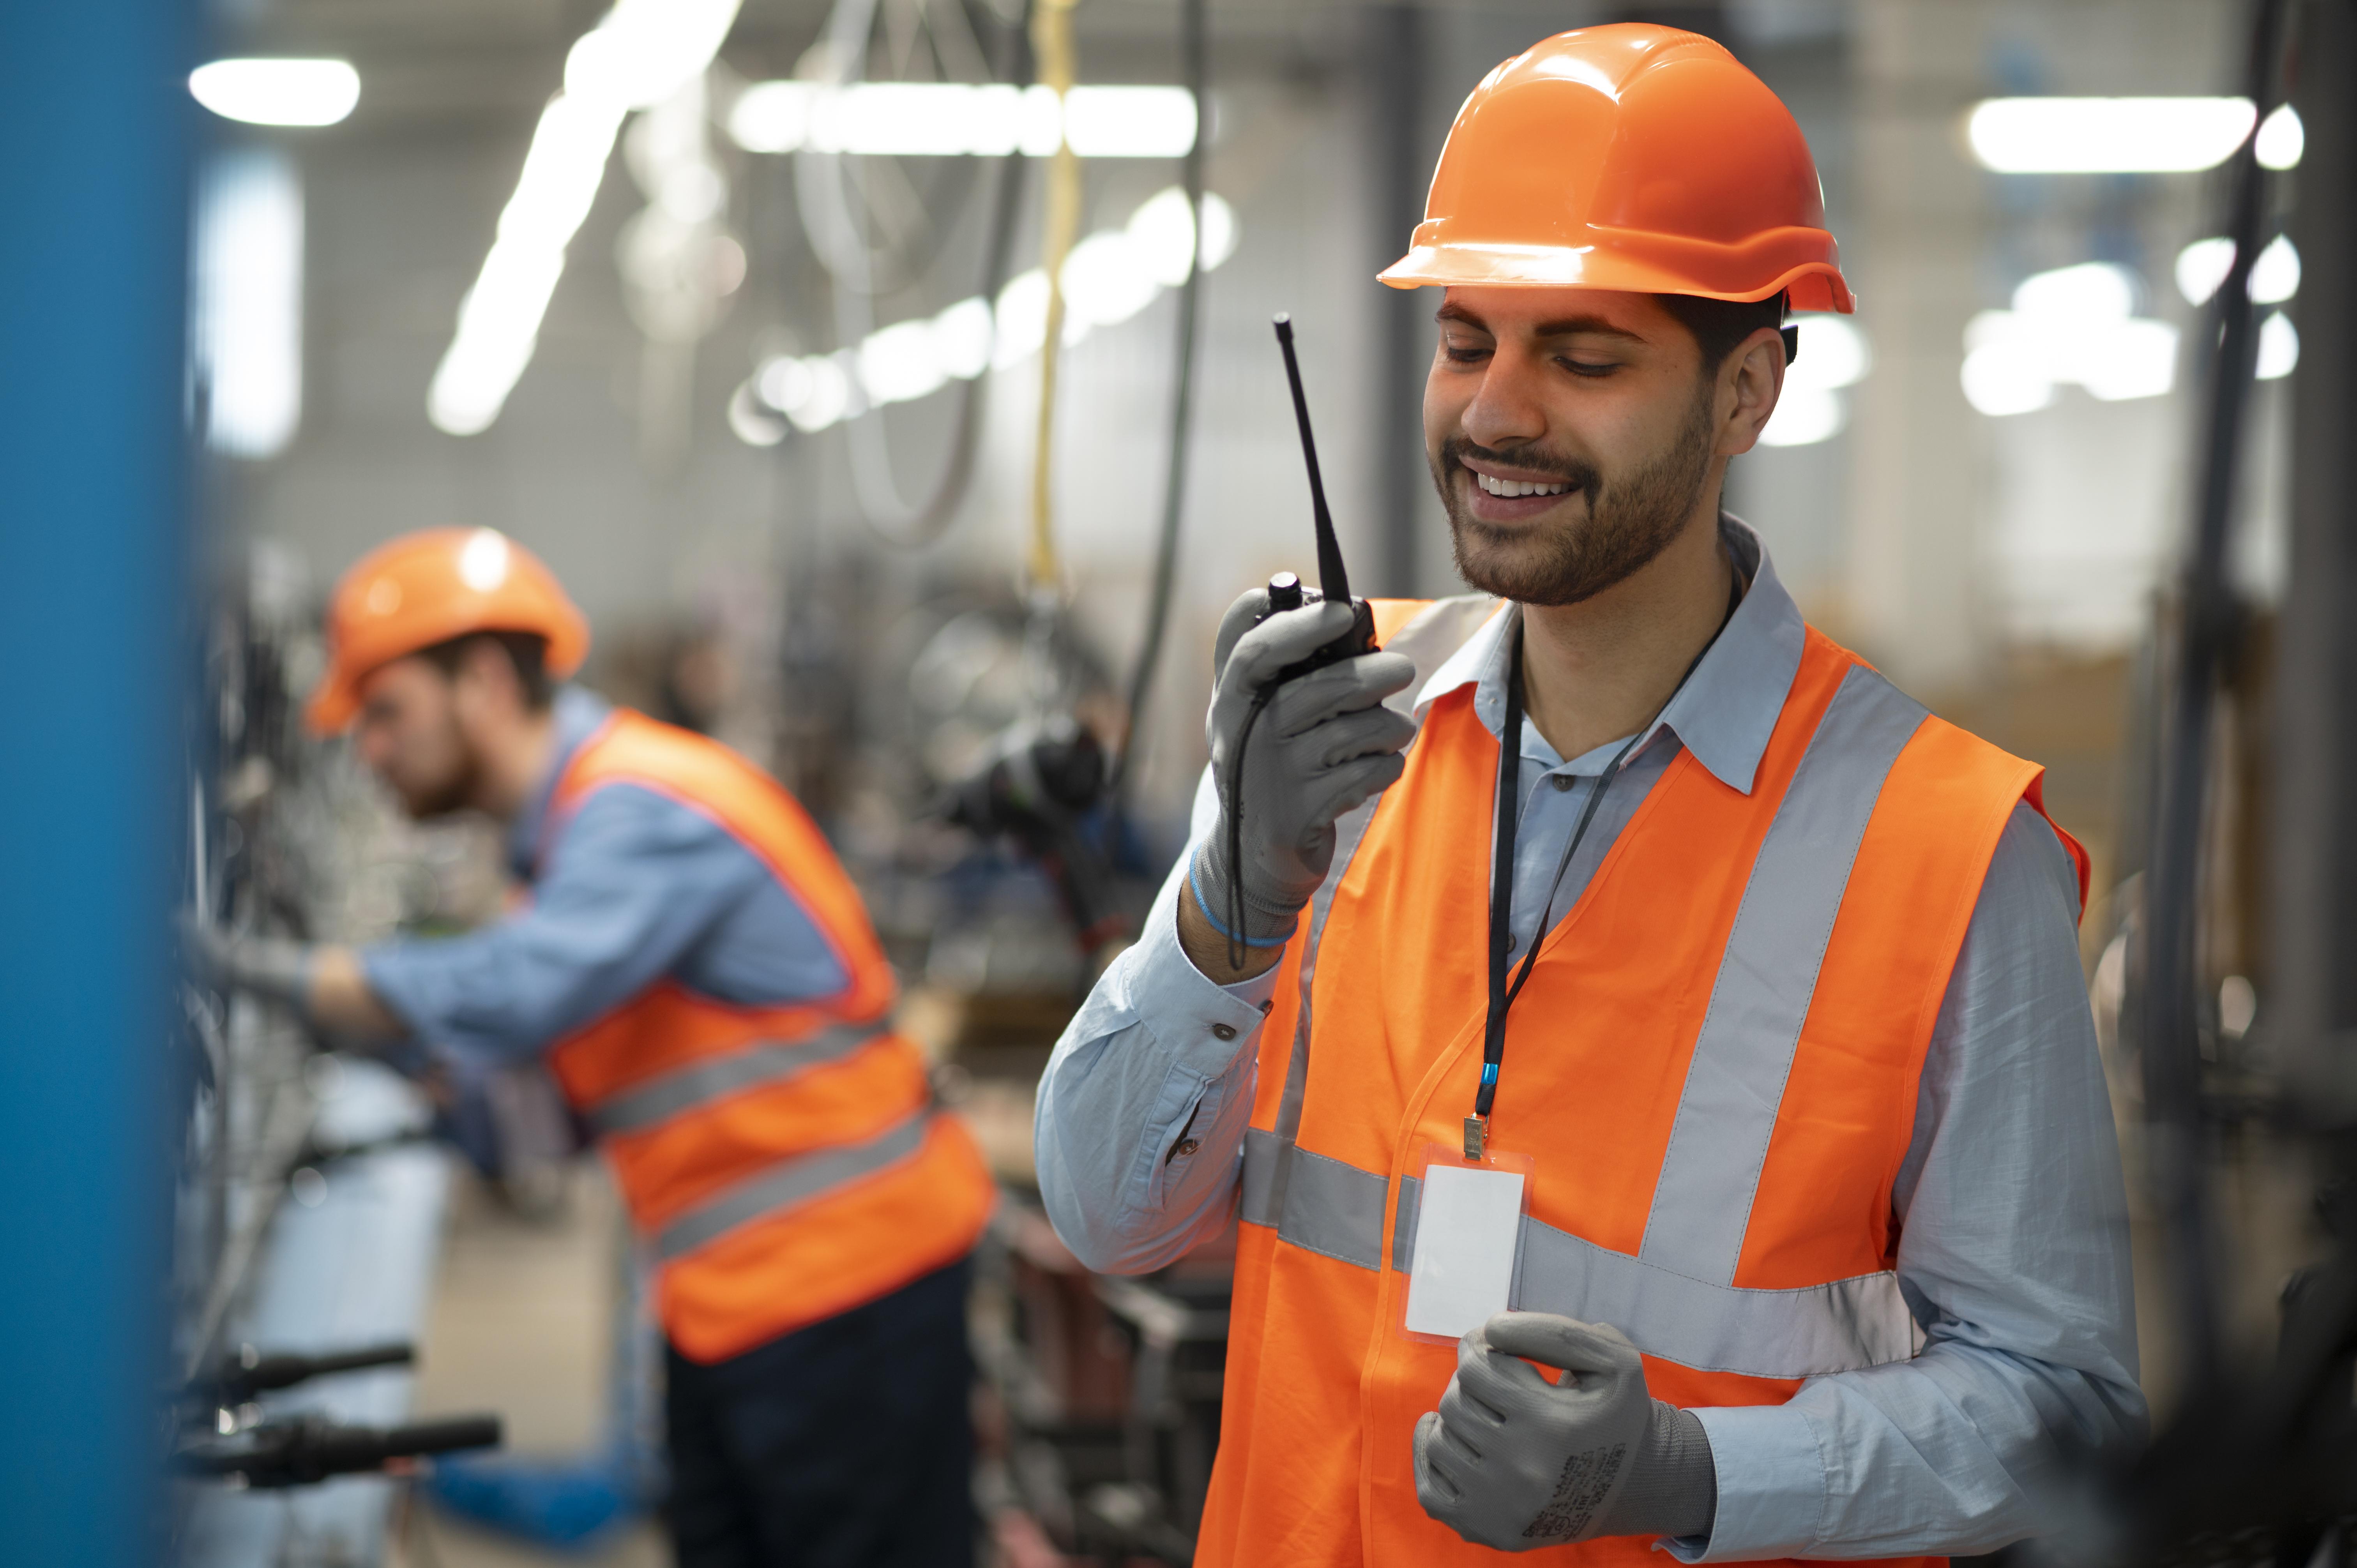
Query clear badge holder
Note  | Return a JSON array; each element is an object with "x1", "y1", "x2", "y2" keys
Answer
[{"x1": 1396, "y1": 1136, "x2": 1534, "y2": 1347}]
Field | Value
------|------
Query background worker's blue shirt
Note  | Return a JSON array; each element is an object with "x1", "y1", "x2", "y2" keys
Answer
[{"x1": 364, "y1": 688, "x2": 850, "y2": 1064}]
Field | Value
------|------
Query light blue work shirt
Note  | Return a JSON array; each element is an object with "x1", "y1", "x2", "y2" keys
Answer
[
  {"x1": 1034, "y1": 521, "x2": 2145, "y2": 1559},
  {"x1": 364, "y1": 687, "x2": 849, "y2": 1063}
]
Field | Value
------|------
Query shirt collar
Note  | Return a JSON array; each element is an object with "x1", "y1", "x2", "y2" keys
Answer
[
  {"x1": 1411, "y1": 513, "x2": 1807, "y2": 796},
  {"x1": 506, "y1": 685, "x2": 613, "y2": 878}
]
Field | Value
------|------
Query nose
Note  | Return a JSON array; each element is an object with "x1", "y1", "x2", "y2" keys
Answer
[{"x1": 1458, "y1": 343, "x2": 1548, "y2": 452}]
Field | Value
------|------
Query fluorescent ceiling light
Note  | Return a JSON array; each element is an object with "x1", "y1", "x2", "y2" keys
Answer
[
  {"x1": 1758, "y1": 386, "x2": 1844, "y2": 447},
  {"x1": 745, "y1": 186, "x2": 1236, "y2": 440},
  {"x1": 2174, "y1": 236, "x2": 2234, "y2": 305},
  {"x1": 2257, "y1": 311, "x2": 2298, "y2": 380},
  {"x1": 429, "y1": 0, "x2": 743, "y2": 436},
  {"x1": 192, "y1": 151, "x2": 304, "y2": 457},
  {"x1": 2255, "y1": 103, "x2": 2304, "y2": 169},
  {"x1": 1961, "y1": 261, "x2": 2180, "y2": 414},
  {"x1": 1756, "y1": 318, "x2": 1871, "y2": 448},
  {"x1": 189, "y1": 58, "x2": 360, "y2": 127},
  {"x1": 2174, "y1": 233, "x2": 2299, "y2": 306},
  {"x1": 1960, "y1": 342, "x2": 2055, "y2": 417},
  {"x1": 728, "y1": 379, "x2": 786, "y2": 446},
  {"x1": 1966, "y1": 96, "x2": 2256, "y2": 173},
  {"x1": 565, "y1": 0, "x2": 740, "y2": 112},
  {"x1": 728, "y1": 82, "x2": 1196, "y2": 158},
  {"x1": 1785, "y1": 317, "x2": 1869, "y2": 393},
  {"x1": 2012, "y1": 260, "x2": 2137, "y2": 320}
]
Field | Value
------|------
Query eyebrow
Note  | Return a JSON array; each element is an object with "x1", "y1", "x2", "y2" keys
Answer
[{"x1": 1434, "y1": 302, "x2": 1648, "y2": 344}]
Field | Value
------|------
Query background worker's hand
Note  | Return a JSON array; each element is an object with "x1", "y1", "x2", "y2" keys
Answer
[
  {"x1": 1188, "y1": 589, "x2": 1417, "y2": 949},
  {"x1": 1413, "y1": 1312, "x2": 1716, "y2": 1550},
  {"x1": 178, "y1": 916, "x2": 315, "y2": 1012}
]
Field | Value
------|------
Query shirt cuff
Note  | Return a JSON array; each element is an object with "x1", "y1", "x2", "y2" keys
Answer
[
  {"x1": 1109, "y1": 865, "x2": 1281, "y2": 1056},
  {"x1": 356, "y1": 944, "x2": 429, "y2": 1040},
  {"x1": 1666, "y1": 1404, "x2": 1827, "y2": 1563}
]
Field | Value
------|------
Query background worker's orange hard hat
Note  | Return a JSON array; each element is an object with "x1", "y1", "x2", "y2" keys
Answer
[
  {"x1": 306, "y1": 528, "x2": 590, "y2": 735},
  {"x1": 1379, "y1": 23, "x2": 1855, "y2": 313}
]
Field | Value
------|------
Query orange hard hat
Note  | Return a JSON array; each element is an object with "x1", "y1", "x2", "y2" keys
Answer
[
  {"x1": 306, "y1": 528, "x2": 590, "y2": 735},
  {"x1": 1379, "y1": 23, "x2": 1854, "y2": 313}
]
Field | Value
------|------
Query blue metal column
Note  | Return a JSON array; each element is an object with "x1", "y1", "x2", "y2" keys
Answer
[{"x1": 0, "y1": 1, "x2": 191, "y2": 1560}]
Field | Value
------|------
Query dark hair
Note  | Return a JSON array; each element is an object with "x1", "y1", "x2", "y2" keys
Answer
[
  {"x1": 1656, "y1": 291, "x2": 1789, "y2": 374},
  {"x1": 415, "y1": 630, "x2": 555, "y2": 710}
]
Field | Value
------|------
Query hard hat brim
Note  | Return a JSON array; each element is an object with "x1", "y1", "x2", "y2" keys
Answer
[
  {"x1": 302, "y1": 609, "x2": 590, "y2": 737},
  {"x1": 1378, "y1": 238, "x2": 1855, "y2": 314},
  {"x1": 305, "y1": 673, "x2": 364, "y2": 737}
]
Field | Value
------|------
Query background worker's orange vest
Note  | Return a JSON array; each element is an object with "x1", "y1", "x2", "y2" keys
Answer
[
  {"x1": 1197, "y1": 604, "x2": 2085, "y2": 1568},
  {"x1": 541, "y1": 711, "x2": 996, "y2": 1363}
]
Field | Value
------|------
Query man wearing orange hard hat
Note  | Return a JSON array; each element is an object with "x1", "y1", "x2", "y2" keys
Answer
[
  {"x1": 198, "y1": 526, "x2": 996, "y2": 1567},
  {"x1": 1037, "y1": 24, "x2": 2141, "y2": 1565}
]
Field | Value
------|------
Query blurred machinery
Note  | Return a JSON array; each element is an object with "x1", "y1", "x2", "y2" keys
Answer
[
  {"x1": 168, "y1": 549, "x2": 504, "y2": 1565},
  {"x1": 2050, "y1": 2, "x2": 2357, "y2": 1563}
]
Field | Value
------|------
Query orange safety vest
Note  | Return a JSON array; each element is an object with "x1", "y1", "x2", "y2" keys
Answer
[
  {"x1": 540, "y1": 710, "x2": 996, "y2": 1363},
  {"x1": 1198, "y1": 600, "x2": 2087, "y2": 1568}
]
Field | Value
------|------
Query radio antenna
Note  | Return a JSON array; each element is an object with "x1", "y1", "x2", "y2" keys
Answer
[{"x1": 1272, "y1": 314, "x2": 1352, "y2": 605}]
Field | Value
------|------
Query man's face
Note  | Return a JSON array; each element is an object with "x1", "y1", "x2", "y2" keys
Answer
[
  {"x1": 351, "y1": 656, "x2": 479, "y2": 818},
  {"x1": 1423, "y1": 287, "x2": 1749, "y2": 606}
]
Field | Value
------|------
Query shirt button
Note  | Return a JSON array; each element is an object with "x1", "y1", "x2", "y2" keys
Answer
[
  {"x1": 1551, "y1": 773, "x2": 1576, "y2": 791},
  {"x1": 1211, "y1": 1023, "x2": 1237, "y2": 1042},
  {"x1": 1174, "y1": 1139, "x2": 1201, "y2": 1157}
]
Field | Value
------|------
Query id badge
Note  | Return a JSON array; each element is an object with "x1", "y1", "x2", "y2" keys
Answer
[{"x1": 1398, "y1": 1142, "x2": 1534, "y2": 1345}]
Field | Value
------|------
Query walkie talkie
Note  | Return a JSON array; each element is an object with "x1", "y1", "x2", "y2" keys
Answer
[
  {"x1": 1210, "y1": 316, "x2": 1384, "y2": 971},
  {"x1": 1261, "y1": 314, "x2": 1380, "y2": 669}
]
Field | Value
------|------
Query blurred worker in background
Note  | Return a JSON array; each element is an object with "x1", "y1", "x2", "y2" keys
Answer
[
  {"x1": 1038, "y1": 24, "x2": 2141, "y2": 1566},
  {"x1": 194, "y1": 526, "x2": 995, "y2": 1568}
]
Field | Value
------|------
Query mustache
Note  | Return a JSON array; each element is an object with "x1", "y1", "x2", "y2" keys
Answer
[{"x1": 1440, "y1": 436, "x2": 1603, "y2": 503}]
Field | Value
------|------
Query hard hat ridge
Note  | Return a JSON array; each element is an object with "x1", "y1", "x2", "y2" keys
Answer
[{"x1": 1379, "y1": 23, "x2": 1855, "y2": 314}]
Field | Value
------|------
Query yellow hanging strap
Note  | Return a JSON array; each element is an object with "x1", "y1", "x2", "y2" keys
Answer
[{"x1": 1028, "y1": 0, "x2": 1081, "y2": 594}]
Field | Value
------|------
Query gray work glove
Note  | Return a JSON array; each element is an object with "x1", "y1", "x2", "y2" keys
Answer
[
  {"x1": 1414, "y1": 1313, "x2": 1717, "y2": 1549},
  {"x1": 179, "y1": 917, "x2": 315, "y2": 1014},
  {"x1": 1187, "y1": 590, "x2": 1418, "y2": 948}
]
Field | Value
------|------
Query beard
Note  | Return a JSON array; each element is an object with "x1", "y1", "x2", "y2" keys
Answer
[
  {"x1": 390, "y1": 717, "x2": 483, "y2": 819},
  {"x1": 400, "y1": 759, "x2": 480, "y2": 820},
  {"x1": 1433, "y1": 385, "x2": 1717, "y2": 607}
]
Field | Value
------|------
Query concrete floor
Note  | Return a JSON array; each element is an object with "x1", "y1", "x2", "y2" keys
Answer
[{"x1": 387, "y1": 1162, "x2": 668, "y2": 1568}]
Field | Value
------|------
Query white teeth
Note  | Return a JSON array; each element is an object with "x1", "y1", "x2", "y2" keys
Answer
[{"x1": 1474, "y1": 471, "x2": 1569, "y2": 498}]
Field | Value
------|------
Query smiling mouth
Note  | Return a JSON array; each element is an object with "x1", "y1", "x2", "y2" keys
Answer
[{"x1": 1468, "y1": 469, "x2": 1573, "y2": 499}]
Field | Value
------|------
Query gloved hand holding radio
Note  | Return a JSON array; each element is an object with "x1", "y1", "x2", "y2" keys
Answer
[
  {"x1": 1414, "y1": 1312, "x2": 1717, "y2": 1550},
  {"x1": 1184, "y1": 588, "x2": 1418, "y2": 962}
]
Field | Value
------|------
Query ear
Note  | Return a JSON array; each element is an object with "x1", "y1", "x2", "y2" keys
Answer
[{"x1": 1716, "y1": 327, "x2": 1787, "y2": 459}]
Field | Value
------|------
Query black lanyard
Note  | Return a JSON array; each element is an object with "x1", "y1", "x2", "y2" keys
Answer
[{"x1": 1467, "y1": 575, "x2": 1744, "y2": 1160}]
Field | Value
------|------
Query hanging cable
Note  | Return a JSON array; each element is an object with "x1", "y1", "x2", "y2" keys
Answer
[
  {"x1": 1110, "y1": 0, "x2": 1208, "y2": 805},
  {"x1": 1026, "y1": 0, "x2": 1082, "y2": 595},
  {"x1": 799, "y1": 0, "x2": 1033, "y2": 546}
]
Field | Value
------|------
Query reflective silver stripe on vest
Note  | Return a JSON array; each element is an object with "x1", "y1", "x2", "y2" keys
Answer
[
  {"x1": 1276, "y1": 799, "x2": 1377, "y2": 1146},
  {"x1": 585, "y1": 1022, "x2": 890, "y2": 1137},
  {"x1": 1517, "y1": 1204, "x2": 1919, "y2": 1377},
  {"x1": 655, "y1": 1108, "x2": 929, "y2": 1261},
  {"x1": 1636, "y1": 664, "x2": 1927, "y2": 1286},
  {"x1": 1240, "y1": 1150, "x2": 1916, "y2": 1377},
  {"x1": 1240, "y1": 1127, "x2": 1387, "y2": 1271}
]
